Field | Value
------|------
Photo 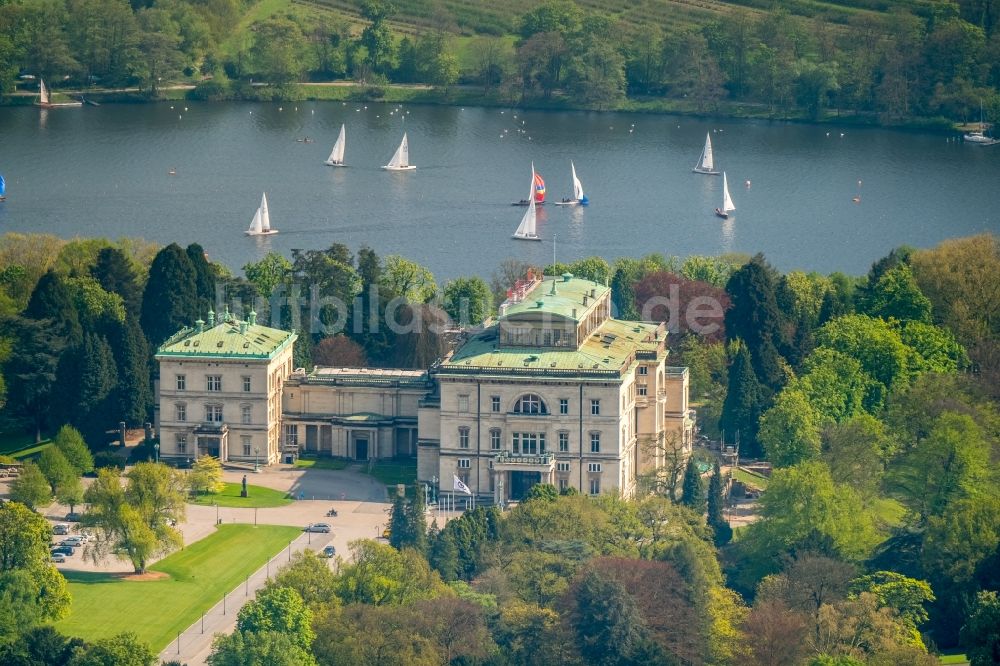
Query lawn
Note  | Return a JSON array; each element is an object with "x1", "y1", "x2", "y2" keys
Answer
[
  {"x1": 365, "y1": 459, "x2": 417, "y2": 488},
  {"x1": 939, "y1": 653, "x2": 969, "y2": 665},
  {"x1": 55, "y1": 524, "x2": 301, "y2": 650},
  {"x1": 0, "y1": 429, "x2": 49, "y2": 456},
  {"x1": 188, "y1": 482, "x2": 293, "y2": 508},
  {"x1": 732, "y1": 467, "x2": 769, "y2": 490},
  {"x1": 872, "y1": 497, "x2": 906, "y2": 527},
  {"x1": 294, "y1": 456, "x2": 349, "y2": 471}
]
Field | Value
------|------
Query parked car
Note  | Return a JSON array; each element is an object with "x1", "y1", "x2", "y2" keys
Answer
[
  {"x1": 321, "y1": 545, "x2": 337, "y2": 558},
  {"x1": 50, "y1": 553, "x2": 66, "y2": 563},
  {"x1": 305, "y1": 523, "x2": 331, "y2": 533},
  {"x1": 52, "y1": 523, "x2": 71, "y2": 535},
  {"x1": 382, "y1": 527, "x2": 391, "y2": 538},
  {"x1": 59, "y1": 537, "x2": 83, "y2": 547},
  {"x1": 65, "y1": 512, "x2": 82, "y2": 522},
  {"x1": 50, "y1": 546, "x2": 74, "y2": 556}
]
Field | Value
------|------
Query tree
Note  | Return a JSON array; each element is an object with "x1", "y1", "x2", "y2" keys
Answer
[
  {"x1": 83, "y1": 463, "x2": 186, "y2": 573},
  {"x1": 24, "y1": 269, "x2": 82, "y2": 346},
  {"x1": 359, "y1": 0, "x2": 396, "y2": 75},
  {"x1": 741, "y1": 597, "x2": 809, "y2": 666},
  {"x1": 758, "y1": 389, "x2": 823, "y2": 467},
  {"x1": 443, "y1": 277, "x2": 493, "y2": 326},
  {"x1": 0, "y1": 501, "x2": 71, "y2": 641},
  {"x1": 858, "y1": 262, "x2": 932, "y2": 323},
  {"x1": 814, "y1": 315, "x2": 912, "y2": 395},
  {"x1": 566, "y1": 569, "x2": 656, "y2": 666},
  {"x1": 190, "y1": 456, "x2": 223, "y2": 495},
  {"x1": 850, "y1": 571, "x2": 934, "y2": 641},
  {"x1": 707, "y1": 463, "x2": 731, "y2": 545},
  {"x1": 10, "y1": 463, "x2": 52, "y2": 510},
  {"x1": 237, "y1": 586, "x2": 314, "y2": 649},
  {"x1": 36, "y1": 447, "x2": 77, "y2": 496},
  {"x1": 378, "y1": 256, "x2": 437, "y2": 303},
  {"x1": 792, "y1": 347, "x2": 881, "y2": 422},
  {"x1": 312, "y1": 335, "x2": 367, "y2": 367},
  {"x1": 112, "y1": 316, "x2": 152, "y2": 427},
  {"x1": 251, "y1": 18, "x2": 308, "y2": 86},
  {"x1": 54, "y1": 425, "x2": 94, "y2": 475},
  {"x1": 2, "y1": 316, "x2": 66, "y2": 441},
  {"x1": 140, "y1": 244, "x2": 199, "y2": 346},
  {"x1": 68, "y1": 333, "x2": 119, "y2": 443},
  {"x1": 633, "y1": 271, "x2": 730, "y2": 344},
  {"x1": 680, "y1": 459, "x2": 705, "y2": 512},
  {"x1": 0, "y1": 626, "x2": 83, "y2": 665},
  {"x1": 243, "y1": 252, "x2": 291, "y2": 299},
  {"x1": 335, "y1": 539, "x2": 447, "y2": 606},
  {"x1": 185, "y1": 243, "x2": 217, "y2": 315},
  {"x1": 135, "y1": 8, "x2": 184, "y2": 95},
  {"x1": 961, "y1": 590, "x2": 1000, "y2": 666},
  {"x1": 821, "y1": 414, "x2": 894, "y2": 499},
  {"x1": 898, "y1": 321, "x2": 968, "y2": 374},
  {"x1": 67, "y1": 631, "x2": 156, "y2": 666},
  {"x1": 719, "y1": 341, "x2": 764, "y2": 457},
  {"x1": 208, "y1": 630, "x2": 317, "y2": 666},
  {"x1": 57, "y1": 475, "x2": 85, "y2": 515},
  {"x1": 264, "y1": 551, "x2": 338, "y2": 610},
  {"x1": 91, "y1": 247, "x2": 142, "y2": 316},
  {"x1": 724, "y1": 256, "x2": 788, "y2": 390}
]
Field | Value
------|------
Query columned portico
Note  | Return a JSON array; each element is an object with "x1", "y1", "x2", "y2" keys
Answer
[
  {"x1": 492, "y1": 453, "x2": 556, "y2": 503},
  {"x1": 194, "y1": 423, "x2": 228, "y2": 461}
]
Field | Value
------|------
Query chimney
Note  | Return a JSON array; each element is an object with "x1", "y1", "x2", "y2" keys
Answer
[
  {"x1": 240, "y1": 320, "x2": 248, "y2": 335},
  {"x1": 590, "y1": 288, "x2": 596, "y2": 297},
  {"x1": 548, "y1": 279, "x2": 558, "y2": 296},
  {"x1": 583, "y1": 295, "x2": 589, "y2": 306},
  {"x1": 195, "y1": 318, "x2": 205, "y2": 333},
  {"x1": 207, "y1": 309, "x2": 215, "y2": 326},
  {"x1": 572, "y1": 308, "x2": 577, "y2": 318},
  {"x1": 248, "y1": 310, "x2": 257, "y2": 326}
]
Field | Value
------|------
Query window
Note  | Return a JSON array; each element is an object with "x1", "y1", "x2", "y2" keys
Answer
[
  {"x1": 512, "y1": 432, "x2": 544, "y2": 455},
  {"x1": 514, "y1": 394, "x2": 548, "y2": 415},
  {"x1": 559, "y1": 432, "x2": 569, "y2": 452},
  {"x1": 589, "y1": 477, "x2": 601, "y2": 495},
  {"x1": 457, "y1": 458, "x2": 471, "y2": 469},
  {"x1": 557, "y1": 461, "x2": 570, "y2": 472},
  {"x1": 284, "y1": 424, "x2": 298, "y2": 447},
  {"x1": 490, "y1": 429, "x2": 501, "y2": 450},
  {"x1": 242, "y1": 376, "x2": 252, "y2": 392},
  {"x1": 590, "y1": 432, "x2": 601, "y2": 453},
  {"x1": 458, "y1": 427, "x2": 470, "y2": 449},
  {"x1": 559, "y1": 398, "x2": 569, "y2": 415},
  {"x1": 457, "y1": 471, "x2": 470, "y2": 488},
  {"x1": 638, "y1": 366, "x2": 648, "y2": 376},
  {"x1": 176, "y1": 434, "x2": 187, "y2": 453},
  {"x1": 558, "y1": 478, "x2": 569, "y2": 492},
  {"x1": 206, "y1": 375, "x2": 222, "y2": 392},
  {"x1": 206, "y1": 404, "x2": 223, "y2": 423},
  {"x1": 175, "y1": 404, "x2": 186, "y2": 422},
  {"x1": 590, "y1": 399, "x2": 601, "y2": 415},
  {"x1": 241, "y1": 405, "x2": 252, "y2": 425},
  {"x1": 638, "y1": 384, "x2": 648, "y2": 396},
  {"x1": 242, "y1": 436, "x2": 252, "y2": 456},
  {"x1": 176, "y1": 374, "x2": 186, "y2": 391},
  {"x1": 458, "y1": 395, "x2": 470, "y2": 412},
  {"x1": 588, "y1": 462, "x2": 603, "y2": 473},
  {"x1": 491, "y1": 396, "x2": 501, "y2": 413}
]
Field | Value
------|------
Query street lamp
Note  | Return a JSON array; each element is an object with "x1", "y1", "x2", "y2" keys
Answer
[
  {"x1": 431, "y1": 475, "x2": 438, "y2": 504},
  {"x1": 254, "y1": 447, "x2": 260, "y2": 473},
  {"x1": 153, "y1": 441, "x2": 160, "y2": 463}
]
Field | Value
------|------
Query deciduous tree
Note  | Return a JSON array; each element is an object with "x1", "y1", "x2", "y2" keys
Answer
[
  {"x1": 10, "y1": 463, "x2": 52, "y2": 510},
  {"x1": 53, "y1": 425, "x2": 94, "y2": 475},
  {"x1": 36, "y1": 447, "x2": 76, "y2": 496},
  {"x1": 759, "y1": 389, "x2": 823, "y2": 467},
  {"x1": 443, "y1": 276, "x2": 493, "y2": 326},
  {"x1": 189, "y1": 455, "x2": 224, "y2": 495},
  {"x1": 237, "y1": 586, "x2": 314, "y2": 649}
]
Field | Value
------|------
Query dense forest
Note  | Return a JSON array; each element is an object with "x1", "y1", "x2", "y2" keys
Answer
[
  {"x1": 0, "y1": 231, "x2": 998, "y2": 663},
  {"x1": 1, "y1": 0, "x2": 1000, "y2": 125}
]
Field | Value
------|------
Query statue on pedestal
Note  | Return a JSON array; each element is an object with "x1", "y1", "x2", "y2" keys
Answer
[{"x1": 241, "y1": 474, "x2": 248, "y2": 498}]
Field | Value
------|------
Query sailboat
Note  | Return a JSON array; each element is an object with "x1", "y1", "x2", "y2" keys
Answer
[
  {"x1": 715, "y1": 172, "x2": 735, "y2": 219},
  {"x1": 245, "y1": 193, "x2": 278, "y2": 236},
  {"x1": 512, "y1": 164, "x2": 542, "y2": 241},
  {"x1": 553, "y1": 161, "x2": 589, "y2": 206},
  {"x1": 512, "y1": 171, "x2": 546, "y2": 205},
  {"x1": 0, "y1": 174, "x2": 6, "y2": 201},
  {"x1": 34, "y1": 79, "x2": 82, "y2": 108},
  {"x1": 964, "y1": 102, "x2": 998, "y2": 145},
  {"x1": 324, "y1": 124, "x2": 347, "y2": 166},
  {"x1": 692, "y1": 133, "x2": 720, "y2": 175},
  {"x1": 382, "y1": 132, "x2": 416, "y2": 170}
]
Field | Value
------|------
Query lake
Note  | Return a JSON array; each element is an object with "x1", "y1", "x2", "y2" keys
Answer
[{"x1": 0, "y1": 101, "x2": 997, "y2": 281}]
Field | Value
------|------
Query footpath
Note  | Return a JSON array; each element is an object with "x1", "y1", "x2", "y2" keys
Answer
[{"x1": 157, "y1": 530, "x2": 333, "y2": 666}]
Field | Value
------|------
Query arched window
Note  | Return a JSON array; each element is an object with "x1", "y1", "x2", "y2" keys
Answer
[{"x1": 513, "y1": 394, "x2": 548, "y2": 415}]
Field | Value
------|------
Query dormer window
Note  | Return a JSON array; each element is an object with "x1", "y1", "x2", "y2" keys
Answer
[{"x1": 513, "y1": 394, "x2": 548, "y2": 415}]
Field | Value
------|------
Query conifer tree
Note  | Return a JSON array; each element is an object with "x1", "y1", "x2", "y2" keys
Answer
[
  {"x1": 113, "y1": 315, "x2": 152, "y2": 426},
  {"x1": 91, "y1": 247, "x2": 142, "y2": 315},
  {"x1": 724, "y1": 256, "x2": 787, "y2": 390},
  {"x1": 23, "y1": 270, "x2": 82, "y2": 346},
  {"x1": 388, "y1": 494, "x2": 409, "y2": 550},
  {"x1": 681, "y1": 459, "x2": 706, "y2": 512},
  {"x1": 406, "y1": 487, "x2": 428, "y2": 554},
  {"x1": 1, "y1": 316, "x2": 64, "y2": 441},
  {"x1": 429, "y1": 525, "x2": 460, "y2": 581},
  {"x1": 74, "y1": 333, "x2": 119, "y2": 443},
  {"x1": 719, "y1": 341, "x2": 765, "y2": 458},
  {"x1": 140, "y1": 244, "x2": 199, "y2": 346},
  {"x1": 186, "y1": 243, "x2": 217, "y2": 313},
  {"x1": 53, "y1": 425, "x2": 94, "y2": 475},
  {"x1": 707, "y1": 462, "x2": 724, "y2": 526}
]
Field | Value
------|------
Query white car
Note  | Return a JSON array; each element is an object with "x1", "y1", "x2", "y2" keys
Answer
[
  {"x1": 52, "y1": 523, "x2": 71, "y2": 535},
  {"x1": 305, "y1": 523, "x2": 331, "y2": 533},
  {"x1": 51, "y1": 552, "x2": 67, "y2": 563},
  {"x1": 59, "y1": 537, "x2": 84, "y2": 547}
]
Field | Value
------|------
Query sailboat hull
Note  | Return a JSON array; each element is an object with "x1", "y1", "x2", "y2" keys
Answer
[
  {"x1": 693, "y1": 168, "x2": 721, "y2": 175},
  {"x1": 512, "y1": 234, "x2": 542, "y2": 241},
  {"x1": 512, "y1": 200, "x2": 545, "y2": 206},
  {"x1": 324, "y1": 161, "x2": 348, "y2": 167},
  {"x1": 714, "y1": 208, "x2": 729, "y2": 219},
  {"x1": 246, "y1": 229, "x2": 279, "y2": 236},
  {"x1": 382, "y1": 165, "x2": 416, "y2": 171}
]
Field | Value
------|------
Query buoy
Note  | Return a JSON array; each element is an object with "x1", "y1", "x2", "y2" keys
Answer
[{"x1": 745, "y1": 180, "x2": 751, "y2": 188}]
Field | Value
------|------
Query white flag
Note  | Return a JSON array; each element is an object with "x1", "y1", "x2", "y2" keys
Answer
[{"x1": 453, "y1": 474, "x2": 472, "y2": 495}]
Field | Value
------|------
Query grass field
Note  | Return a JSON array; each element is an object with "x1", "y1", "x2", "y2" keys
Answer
[
  {"x1": 0, "y1": 429, "x2": 50, "y2": 456},
  {"x1": 939, "y1": 653, "x2": 969, "y2": 665},
  {"x1": 366, "y1": 460, "x2": 417, "y2": 488},
  {"x1": 55, "y1": 524, "x2": 301, "y2": 650},
  {"x1": 294, "y1": 455, "x2": 349, "y2": 470},
  {"x1": 732, "y1": 467, "x2": 768, "y2": 490},
  {"x1": 188, "y1": 482, "x2": 293, "y2": 508}
]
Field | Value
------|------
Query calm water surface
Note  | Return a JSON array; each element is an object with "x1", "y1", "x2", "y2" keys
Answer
[{"x1": 0, "y1": 102, "x2": 997, "y2": 280}]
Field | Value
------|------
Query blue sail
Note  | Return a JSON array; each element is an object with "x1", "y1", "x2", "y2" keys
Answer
[{"x1": 0, "y1": 174, "x2": 5, "y2": 197}]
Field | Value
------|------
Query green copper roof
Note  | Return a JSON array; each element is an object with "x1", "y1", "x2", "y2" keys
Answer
[
  {"x1": 156, "y1": 319, "x2": 296, "y2": 360},
  {"x1": 439, "y1": 319, "x2": 665, "y2": 378},
  {"x1": 501, "y1": 274, "x2": 610, "y2": 323}
]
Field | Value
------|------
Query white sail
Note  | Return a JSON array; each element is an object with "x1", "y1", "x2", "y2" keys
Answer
[
  {"x1": 383, "y1": 133, "x2": 414, "y2": 169},
  {"x1": 39, "y1": 79, "x2": 49, "y2": 105},
  {"x1": 571, "y1": 161, "x2": 585, "y2": 201},
  {"x1": 693, "y1": 133, "x2": 718, "y2": 174},
  {"x1": 513, "y1": 164, "x2": 540, "y2": 240},
  {"x1": 722, "y1": 172, "x2": 735, "y2": 213},
  {"x1": 325, "y1": 124, "x2": 346, "y2": 165},
  {"x1": 247, "y1": 208, "x2": 263, "y2": 235},
  {"x1": 259, "y1": 192, "x2": 271, "y2": 232}
]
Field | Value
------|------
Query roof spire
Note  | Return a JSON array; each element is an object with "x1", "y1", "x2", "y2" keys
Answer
[
  {"x1": 248, "y1": 309, "x2": 257, "y2": 326},
  {"x1": 207, "y1": 308, "x2": 215, "y2": 326}
]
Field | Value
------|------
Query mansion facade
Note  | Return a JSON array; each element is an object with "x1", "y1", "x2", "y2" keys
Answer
[{"x1": 155, "y1": 273, "x2": 694, "y2": 502}]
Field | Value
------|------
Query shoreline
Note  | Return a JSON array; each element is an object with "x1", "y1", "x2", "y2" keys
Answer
[{"x1": 1, "y1": 82, "x2": 959, "y2": 134}]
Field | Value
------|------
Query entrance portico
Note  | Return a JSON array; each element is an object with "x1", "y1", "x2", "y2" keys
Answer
[
  {"x1": 194, "y1": 423, "x2": 228, "y2": 461},
  {"x1": 492, "y1": 452, "x2": 555, "y2": 503}
]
